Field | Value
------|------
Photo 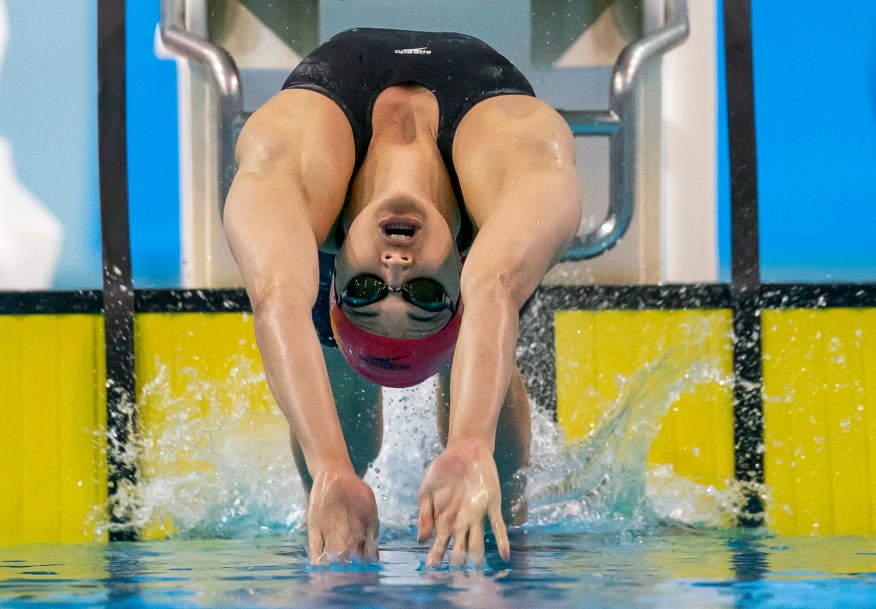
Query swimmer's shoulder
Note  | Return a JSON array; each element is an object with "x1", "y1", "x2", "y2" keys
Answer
[
  {"x1": 239, "y1": 89, "x2": 353, "y2": 159},
  {"x1": 453, "y1": 95, "x2": 574, "y2": 221},
  {"x1": 233, "y1": 89, "x2": 355, "y2": 247},
  {"x1": 455, "y1": 95, "x2": 573, "y2": 175},
  {"x1": 455, "y1": 95, "x2": 567, "y2": 148}
]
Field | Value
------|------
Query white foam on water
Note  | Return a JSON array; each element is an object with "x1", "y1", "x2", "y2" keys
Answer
[
  {"x1": 95, "y1": 318, "x2": 764, "y2": 539},
  {"x1": 525, "y1": 344, "x2": 758, "y2": 533}
]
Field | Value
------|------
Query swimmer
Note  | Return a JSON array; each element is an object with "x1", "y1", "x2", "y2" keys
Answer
[{"x1": 224, "y1": 28, "x2": 581, "y2": 567}]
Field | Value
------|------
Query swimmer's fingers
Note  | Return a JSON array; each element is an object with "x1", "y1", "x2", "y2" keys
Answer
[
  {"x1": 417, "y1": 494, "x2": 435, "y2": 544},
  {"x1": 308, "y1": 529, "x2": 325, "y2": 565},
  {"x1": 426, "y1": 528, "x2": 452, "y2": 568},
  {"x1": 349, "y1": 518, "x2": 379, "y2": 562},
  {"x1": 364, "y1": 518, "x2": 380, "y2": 561},
  {"x1": 450, "y1": 526, "x2": 468, "y2": 567},
  {"x1": 469, "y1": 521, "x2": 485, "y2": 566},
  {"x1": 488, "y1": 501, "x2": 510, "y2": 562},
  {"x1": 321, "y1": 523, "x2": 355, "y2": 563},
  {"x1": 342, "y1": 534, "x2": 366, "y2": 564}
]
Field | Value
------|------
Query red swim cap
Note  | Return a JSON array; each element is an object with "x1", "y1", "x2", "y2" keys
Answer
[{"x1": 329, "y1": 280, "x2": 462, "y2": 388}]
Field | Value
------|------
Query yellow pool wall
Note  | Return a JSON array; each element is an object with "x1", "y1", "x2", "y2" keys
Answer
[
  {"x1": 1, "y1": 306, "x2": 875, "y2": 543},
  {"x1": 0, "y1": 314, "x2": 107, "y2": 544}
]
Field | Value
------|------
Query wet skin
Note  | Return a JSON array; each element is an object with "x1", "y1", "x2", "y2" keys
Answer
[{"x1": 223, "y1": 82, "x2": 581, "y2": 567}]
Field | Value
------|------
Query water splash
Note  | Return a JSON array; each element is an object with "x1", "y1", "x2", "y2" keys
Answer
[
  {"x1": 647, "y1": 464, "x2": 763, "y2": 529},
  {"x1": 365, "y1": 381, "x2": 444, "y2": 535},
  {"x1": 96, "y1": 356, "x2": 305, "y2": 539},
  {"x1": 95, "y1": 325, "x2": 760, "y2": 540},
  {"x1": 526, "y1": 346, "x2": 739, "y2": 533}
]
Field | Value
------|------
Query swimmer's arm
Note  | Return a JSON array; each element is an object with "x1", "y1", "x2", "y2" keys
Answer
[
  {"x1": 223, "y1": 92, "x2": 356, "y2": 476},
  {"x1": 449, "y1": 98, "x2": 581, "y2": 451},
  {"x1": 417, "y1": 100, "x2": 580, "y2": 565}
]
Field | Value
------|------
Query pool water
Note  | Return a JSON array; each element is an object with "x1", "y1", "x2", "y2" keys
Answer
[
  {"x1": 6, "y1": 331, "x2": 875, "y2": 607},
  {"x1": 2, "y1": 532, "x2": 875, "y2": 608}
]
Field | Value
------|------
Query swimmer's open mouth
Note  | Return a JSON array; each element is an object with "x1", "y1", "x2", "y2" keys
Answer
[{"x1": 379, "y1": 217, "x2": 421, "y2": 241}]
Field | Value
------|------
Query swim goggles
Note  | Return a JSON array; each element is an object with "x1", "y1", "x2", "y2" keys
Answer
[{"x1": 336, "y1": 274, "x2": 457, "y2": 313}]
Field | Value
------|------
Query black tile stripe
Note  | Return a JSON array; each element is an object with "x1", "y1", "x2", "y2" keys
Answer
[
  {"x1": 0, "y1": 291, "x2": 103, "y2": 314},
  {"x1": 724, "y1": 0, "x2": 765, "y2": 525},
  {"x1": 724, "y1": 0, "x2": 761, "y2": 293},
  {"x1": 731, "y1": 290, "x2": 765, "y2": 526},
  {"x1": 761, "y1": 284, "x2": 876, "y2": 309},
  {"x1": 535, "y1": 284, "x2": 732, "y2": 310},
  {"x1": 98, "y1": 0, "x2": 138, "y2": 542},
  {"x1": 135, "y1": 288, "x2": 251, "y2": 313},
  {"x1": 3, "y1": 284, "x2": 872, "y2": 315}
]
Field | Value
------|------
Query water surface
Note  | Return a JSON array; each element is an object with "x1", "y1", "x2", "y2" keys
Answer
[{"x1": 2, "y1": 533, "x2": 875, "y2": 608}]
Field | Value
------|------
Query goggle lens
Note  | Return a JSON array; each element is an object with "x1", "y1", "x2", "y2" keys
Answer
[
  {"x1": 344, "y1": 275, "x2": 387, "y2": 304},
  {"x1": 405, "y1": 278, "x2": 448, "y2": 310},
  {"x1": 340, "y1": 275, "x2": 454, "y2": 312}
]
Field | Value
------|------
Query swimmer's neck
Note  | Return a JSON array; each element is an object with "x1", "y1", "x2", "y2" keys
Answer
[{"x1": 344, "y1": 85, "x2": 460, "y2": 235}]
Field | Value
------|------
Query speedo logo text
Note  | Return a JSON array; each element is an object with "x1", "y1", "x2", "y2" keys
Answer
[{"x1": 394, "y1": 47, "x2": 432, "y2": 55}]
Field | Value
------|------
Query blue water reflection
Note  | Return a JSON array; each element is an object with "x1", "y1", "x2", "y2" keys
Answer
[{"x1": 2, "y1": 532, "x2": 875, "y2": 608}]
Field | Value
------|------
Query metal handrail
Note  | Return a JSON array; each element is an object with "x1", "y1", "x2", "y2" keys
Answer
[
  {"x1": 159, "y1": 0, "x2": 687, "y2": 255},
  {"x1": 562, "y1": 0, "x2": 689, "y2": 261},
  {"x1": 159, "y1": 0, "x2": 243, "y2": 212}
]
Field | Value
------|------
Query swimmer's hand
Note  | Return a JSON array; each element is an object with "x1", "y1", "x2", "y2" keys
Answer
[
  {"x1": 417, "y1": 440, "x2": 510, "y2": 568},
  {"x1": 306, "y1": 468, "x2": 379, "y2": 565}
]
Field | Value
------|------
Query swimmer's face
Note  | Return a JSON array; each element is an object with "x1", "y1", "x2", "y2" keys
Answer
[{"x1": 335, "y1": 194, "x2": 462, "y2": 339}]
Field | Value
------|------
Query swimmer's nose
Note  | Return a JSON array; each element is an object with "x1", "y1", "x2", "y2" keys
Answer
[
  {"x1": 382, "y1": 250, "x2": 412, "y2": 266},
  {"x1": 382, "y1": 250, "x2": 412, "y2": 283}
]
